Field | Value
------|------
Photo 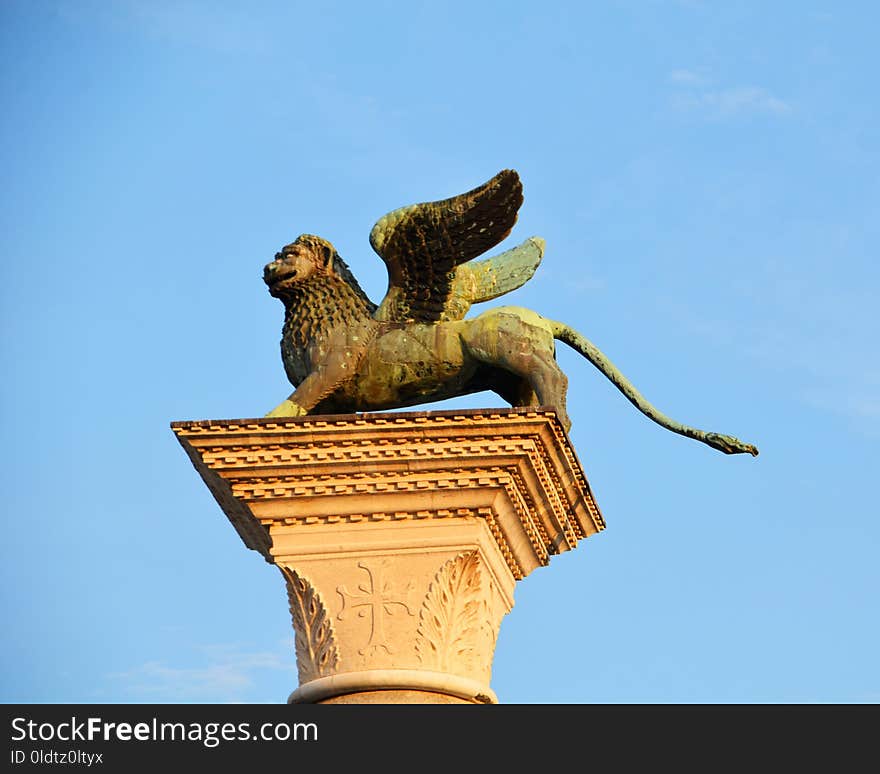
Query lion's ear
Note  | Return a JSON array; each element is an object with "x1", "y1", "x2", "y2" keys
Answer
[{"x1": 323, "y1": 245, "x2": 335, "y2": 269}]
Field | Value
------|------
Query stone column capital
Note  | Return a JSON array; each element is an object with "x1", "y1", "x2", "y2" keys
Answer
[{"x1": 173, "y1": 408, "x2": 604, "y2": 703}]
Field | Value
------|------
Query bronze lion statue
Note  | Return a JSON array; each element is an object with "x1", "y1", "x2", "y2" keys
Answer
[{"x1": 263, "y1": 169, "x2": 758, "y2": 456}]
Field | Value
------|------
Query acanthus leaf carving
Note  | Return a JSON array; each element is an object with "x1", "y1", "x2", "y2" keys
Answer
[
  {"x1": 415, "y1": 551, "x2": 489, "y2": 674},
  {"x1": 280, "y1": 566, "x2": 340, "y2": 683}
]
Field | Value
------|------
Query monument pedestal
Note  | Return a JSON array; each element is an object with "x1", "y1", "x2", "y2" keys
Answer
[{"x1": 172, "y1": 407, "x2": 604, "y2": 704}]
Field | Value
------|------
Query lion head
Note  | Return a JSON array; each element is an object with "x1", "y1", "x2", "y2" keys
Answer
[
  {"x1": 263, "y1": 234, "x2": 337, "y2": 299},
  {"x1": 263, "y1": 234, "x2": 376, "y2": 314}
]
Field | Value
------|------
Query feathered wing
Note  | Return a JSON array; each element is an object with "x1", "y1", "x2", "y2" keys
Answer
[
  {"x1": 370, "y1": 169, "x2": 525, "y2": 323},
  {"x1": 442, "y1": 237, "x2": 545, "y2": 321}
]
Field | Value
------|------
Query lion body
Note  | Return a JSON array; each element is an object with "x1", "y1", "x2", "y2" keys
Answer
[{"x1": 280, "y1": 295, "x2": 570, "y2": 426}]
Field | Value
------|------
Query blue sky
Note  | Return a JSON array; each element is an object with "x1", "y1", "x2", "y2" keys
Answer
[{"x1": 1, "y1": 0, "x2": 877, "y2": 704}]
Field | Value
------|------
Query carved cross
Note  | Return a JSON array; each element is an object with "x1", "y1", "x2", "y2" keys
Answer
[{"x1": 337, "y1": 560, "x2": 417, "y2": 655}]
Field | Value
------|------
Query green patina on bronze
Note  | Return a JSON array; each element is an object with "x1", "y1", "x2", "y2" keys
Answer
[{"x1": 263, "y1": 169, "x2": 758, "y2": 457}]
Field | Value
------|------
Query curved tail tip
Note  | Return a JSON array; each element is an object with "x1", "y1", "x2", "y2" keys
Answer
[
  {"x1": 528, "y1": 236, "x2": 546, "y2": 255},
  {"x1": 706, "y1": 433, "x2": 760, "y2": 457}
]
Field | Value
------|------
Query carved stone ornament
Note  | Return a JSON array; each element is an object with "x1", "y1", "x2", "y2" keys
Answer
[
  {"x1": 337, "y1": 559, "x2": 418, "y2": 657},
  {"x1": 281, "y1": 566, "x2": 339, "y2": 683},
  {"x1": 170, "y1": 169, "x2": 761, "y2": 704},
  {"x1": 415, "y1": 552, "x2": 500, "y2": 680},
  {"x1": 172, "y1": 409, "x2": 605, "y2": 703}
]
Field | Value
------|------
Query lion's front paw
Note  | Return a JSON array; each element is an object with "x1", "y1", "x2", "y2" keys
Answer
[{"x1": 265, "y1": 399, "x2": 308, "y2": 418}]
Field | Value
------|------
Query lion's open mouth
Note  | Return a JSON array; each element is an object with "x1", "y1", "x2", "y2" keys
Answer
[{"x1": 263, "y1": 261, "x2": 297, "y2": 287}]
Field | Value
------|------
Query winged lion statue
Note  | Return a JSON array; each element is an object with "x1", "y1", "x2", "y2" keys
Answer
[{"x1": 262, "y1": 169, "x2": 758, "y2": 456}]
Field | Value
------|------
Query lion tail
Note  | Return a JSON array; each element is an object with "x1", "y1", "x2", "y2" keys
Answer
[{"x1": 550, "y1": 320, "x2": 759, "y2": 456}]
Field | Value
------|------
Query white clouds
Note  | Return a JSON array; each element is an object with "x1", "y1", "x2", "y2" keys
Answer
[
  {"x1": 668, "y1": 70, "x2": 792, "y2": 119},
  {"x1": 694, "y1": 86, "x2": 791, "y2": 117},
  {"x1": 668, "y1": 68, "x2": 708, "y2": 86},
  {"x1": 800, "y1": 389, "x2": 880, "y2": 439},
  {"x1": 109, "y1": 642, "x2": 296, "y2": 703},
  {"x1": 660, "y1": 263, "x2": 880, "y2": 438}
]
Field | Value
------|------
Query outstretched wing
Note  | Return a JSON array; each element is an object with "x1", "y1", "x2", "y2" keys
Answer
[
  {"x1": 371, "y1": 169, "x2": 524, "y2": 323},
  {"x1": 441, "y1": 237, "x2": 545, "y2": 322}
]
